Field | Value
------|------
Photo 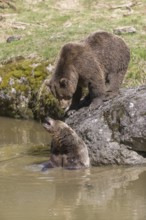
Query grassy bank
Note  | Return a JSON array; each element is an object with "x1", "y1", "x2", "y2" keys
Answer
[{"x1": 0, "y1": 0, "x2": 146, "y2": 87}]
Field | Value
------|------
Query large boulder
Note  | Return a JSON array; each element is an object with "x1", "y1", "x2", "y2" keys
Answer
[{"x1": 66, "y1": 85, "x2": 146, "y2": 166}]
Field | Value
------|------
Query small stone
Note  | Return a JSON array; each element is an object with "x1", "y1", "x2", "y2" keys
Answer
[
  {"x1": 30, "y1": 63, "x2": 40, "y2": 68},
  {"x1": 19, "y1": 77, "x2": 28, "y2": 84},
  {"x1": 9, "y1": 78, "x2": 15, "y2": 86},
  {"x1": 0, "y1": 76, "x2": 2, "y2": 84},
  {"x1": 6, "y1": 36, "x2": 22, "y2": 43},
  {"x1": 113, "y1": 26, "x2": 136, "y2": 35},
  {"x1": 46, "y1": 64, "x2": 54, "y2": 73},
  {"x1": 11, "y1": 88, "x2": 16, "y2": 94}
]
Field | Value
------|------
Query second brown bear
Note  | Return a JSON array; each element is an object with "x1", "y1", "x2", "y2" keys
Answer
[{"x1": 47, "y1": 31, "x2": 130, "y2": 110}]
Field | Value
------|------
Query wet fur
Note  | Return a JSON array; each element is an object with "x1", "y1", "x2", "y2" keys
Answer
[{"x1": 42, "y1": 118, "x2": 90, "y2": 170}]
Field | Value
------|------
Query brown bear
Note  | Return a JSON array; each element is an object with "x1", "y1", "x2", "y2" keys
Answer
[
  {"x1": 42, "y1": 117, "x2": 90, "y2": 170},
  {"x1": 46, "y1": 31, "x2": 130, "y2": 110}
]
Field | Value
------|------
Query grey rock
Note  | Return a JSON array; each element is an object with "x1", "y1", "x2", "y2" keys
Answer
[
  {"x1": 6, "y1": 35, "x2": 22, "y2": 43},
  {"x1": 65, "y1": 85, "x2": 146, "y2": 166},
  {"x1": 113, "y1": 26, "x2": 136, "y2": 35}
]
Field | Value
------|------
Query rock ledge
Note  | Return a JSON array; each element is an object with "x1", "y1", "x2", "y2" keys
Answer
[{"x1": 66, "y1": 85, "x2": 146, "y2": 165}]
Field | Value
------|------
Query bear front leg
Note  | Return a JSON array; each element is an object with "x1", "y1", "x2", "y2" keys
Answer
[
  {"x1": 41, "y1": 154, "x2": 63, "y2": 171},
  {"x1": 41, "y1": 160, "x2": 55, "y2": 171},
  {"x1": 69, "y1": 86, "x2": 82, "y2": 110}
]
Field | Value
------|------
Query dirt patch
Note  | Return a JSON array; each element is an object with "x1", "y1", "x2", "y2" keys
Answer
[
  {"x1": 24, "y1": 0, "x2": 44, "y2": 5},
  {"x1": 56, "y1": 0, "x2": 80, "y2": 11}
]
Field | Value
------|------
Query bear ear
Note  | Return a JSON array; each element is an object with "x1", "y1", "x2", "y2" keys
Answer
[{"x1": 59, "y1": 78, "x2": 68, "y2": 88}]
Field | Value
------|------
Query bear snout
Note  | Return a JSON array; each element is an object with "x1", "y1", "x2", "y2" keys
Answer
[{"x1": 42, "y1": 117, "x2": 54, "y2": 132}]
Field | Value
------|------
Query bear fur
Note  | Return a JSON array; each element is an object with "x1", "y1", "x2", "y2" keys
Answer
[
  {"x1": 47, "y1": 31, "x2": 130, "y2": 110},
  {"x1": 42, "y1": 117, "x2": 90, "y2": 170}
]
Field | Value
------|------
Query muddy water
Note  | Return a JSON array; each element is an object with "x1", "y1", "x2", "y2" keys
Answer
[{"x1": 0, "y1": 117, "x2": 146, "y2": 220}]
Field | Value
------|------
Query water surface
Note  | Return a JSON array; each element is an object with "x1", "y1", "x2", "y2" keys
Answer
[{"x1": 0, "y1": 117, "x2": 146, "y2": 220}]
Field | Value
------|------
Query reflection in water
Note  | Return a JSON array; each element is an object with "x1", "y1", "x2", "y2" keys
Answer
[
  {"x1": 0, "y1": 117, "x2": 146, "y2": 220},
  {"x1": 0, "y1": 116, "x2": 51, "y2": 147},
  {"x1": 0, "y1": 117, "x2": 51, "y2": 161}
]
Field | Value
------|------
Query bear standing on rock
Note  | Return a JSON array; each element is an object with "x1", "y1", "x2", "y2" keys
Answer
[
  {"x1": 42, "y1": 117, "x2": 90, "y2": 170},
  {"x1": 46, "y1": 31, "x2": 130, "y2": 110}
]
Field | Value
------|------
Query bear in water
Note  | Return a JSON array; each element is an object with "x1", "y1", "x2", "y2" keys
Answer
[
  {"x1": 46, "y1": 31, "x2": 130, "y2": 110},
  {"x1": 42, "y1": 117, "x2": 90, "y2": 170}
]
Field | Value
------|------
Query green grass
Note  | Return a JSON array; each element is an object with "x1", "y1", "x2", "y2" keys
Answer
[{"x1": 0, "y1": 0, "x2": 146, "y2": 87}]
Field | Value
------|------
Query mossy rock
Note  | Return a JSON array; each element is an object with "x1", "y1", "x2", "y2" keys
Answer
[{"x1": 0, "y1": 59, "x2": 65, "y2": 119}]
